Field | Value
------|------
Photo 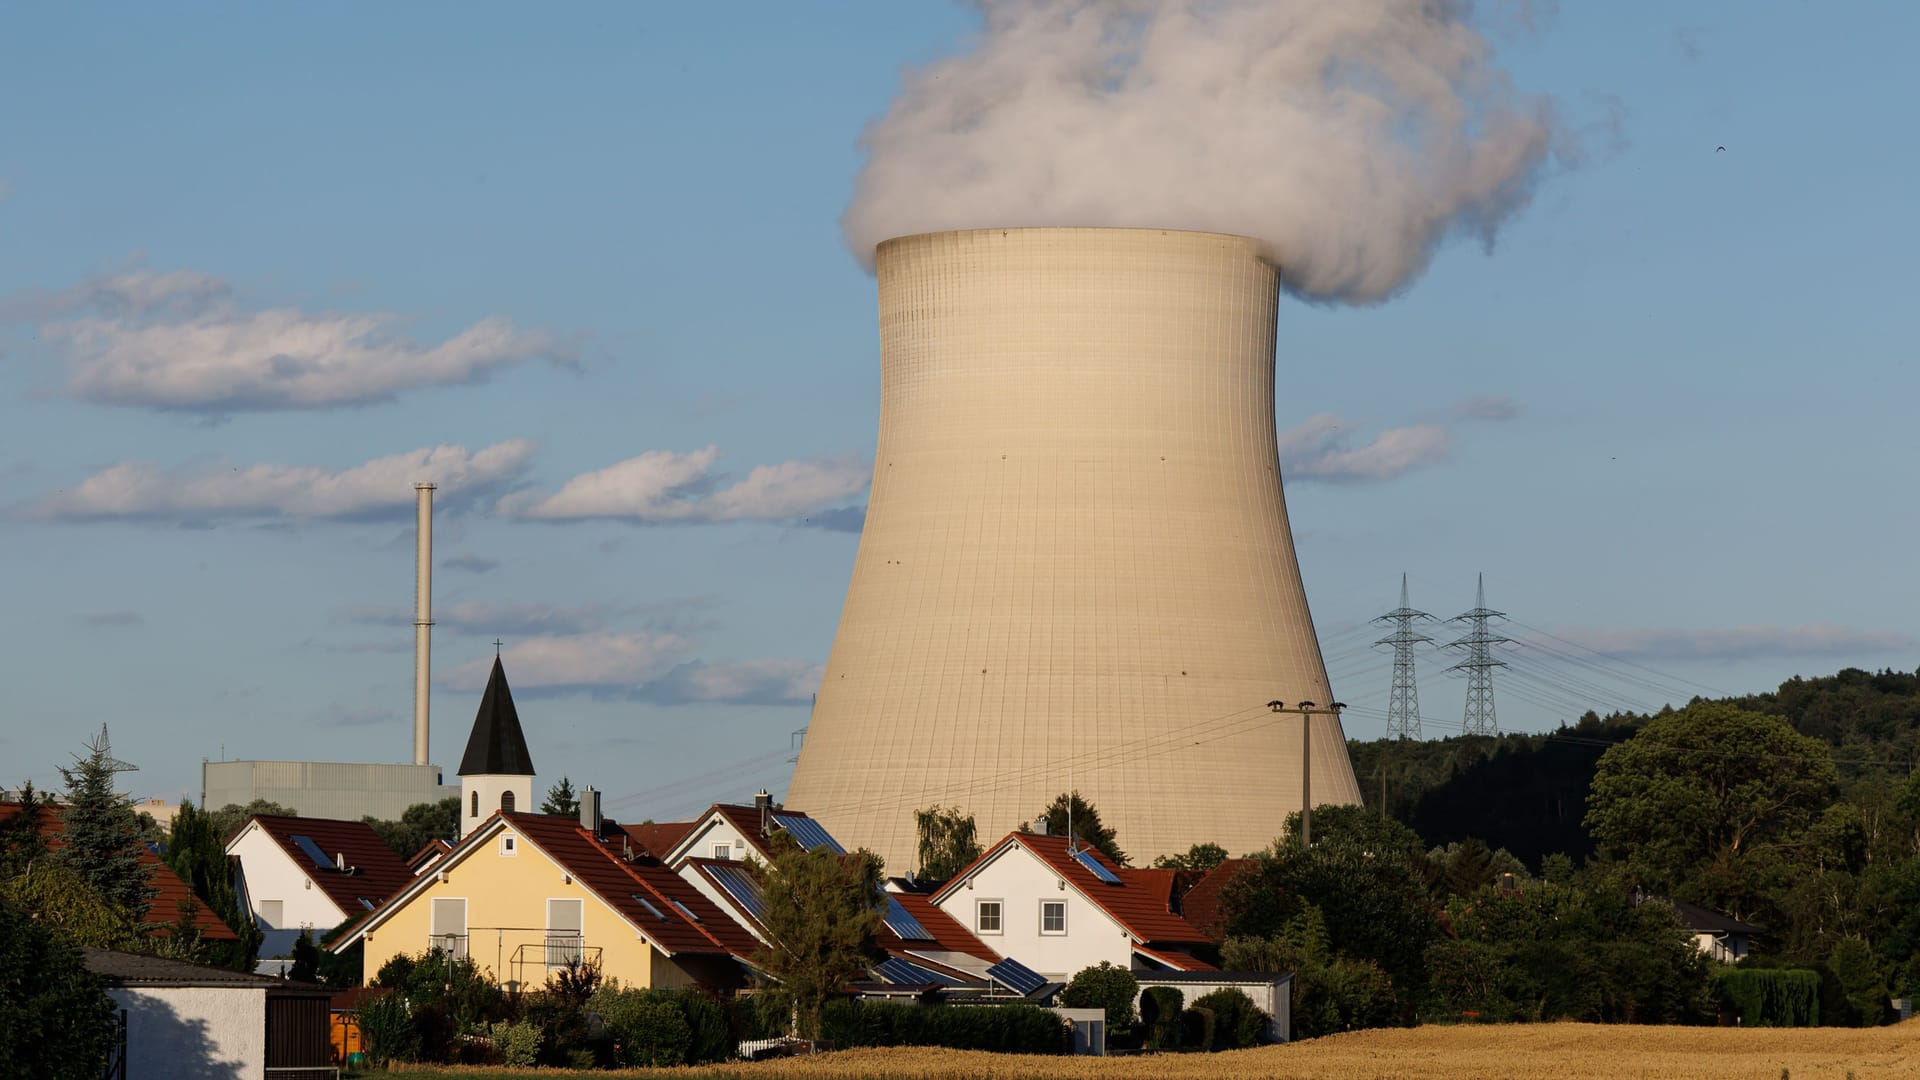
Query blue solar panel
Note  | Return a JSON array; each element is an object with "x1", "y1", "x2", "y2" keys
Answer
[
  {"x1": 986, "y1": 957, "x2": 1047, "y2": 995},
  {"x1": 875, "y1": 956, "x2": 959, "y2": 986},
  {"x1": 708, "y1": 864, "x2": 767, "y2": 921},
  {"x1": 882, "y1": 895, "x2": 931, "y2": 941},
  {"x1": 771, "y1": 813, "x2": 845, "y2": 853},
  {"x1": 290, "y1": 834, "x2": 333, "y2": 869},
  {"x1": 1073, "y1": 848, "x2": 1121, "y2": 884}
]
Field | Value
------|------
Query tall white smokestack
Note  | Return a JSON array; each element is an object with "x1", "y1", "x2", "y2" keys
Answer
[{"x1": 413, "y1": 482, "x2": 436, "y2": 766}]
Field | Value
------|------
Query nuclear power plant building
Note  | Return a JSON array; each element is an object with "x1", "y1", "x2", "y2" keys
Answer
[{"x1": 786, "y1": 227, "x2": 1363, "y2": 870}]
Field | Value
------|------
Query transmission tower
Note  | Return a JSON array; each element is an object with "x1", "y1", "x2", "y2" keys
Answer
[
  {"x1": 1443, "y1": 574, "x2": 1512, "y2": 736},
  {"x1": 1372, "y1": 574, "x2": 1434, "y2": 739}
]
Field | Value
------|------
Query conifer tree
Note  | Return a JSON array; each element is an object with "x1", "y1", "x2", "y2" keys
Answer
[
  {"x1": 0, "y1": 779, "x2": 50, "y2": 879},
  {"x1": 541, "y1": 776, "x2": 580, "y2": 816},
  {"x1": 57, "y1": 726, "x2": 156, "y2": 920}
]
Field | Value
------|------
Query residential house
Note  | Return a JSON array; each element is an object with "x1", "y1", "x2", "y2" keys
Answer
[
  {"x1": 85, "y1": 947, "x2": 332, "y2": 1080},
  {"x1": 0, "y1": 801, "x2": 237, "y2": 946},
  {"x1": 1657, "y1": 895, "x2": 1760, "y2": 964},
  {"x1": 654, "y1": 793, "x2": 839, "y2": 866},
  {"x1": 226, "y1": 814, "x2": 413, "y2": 957},
  {"x1": 331, "y1": 804, "x2": 759, "y2": 992},
  {"x1": 928, "y1": 832, "x2": 1216, "y2": 982},
  {"x1": 1175, "y1": 858, "x2": 1259, "y2": 942}
]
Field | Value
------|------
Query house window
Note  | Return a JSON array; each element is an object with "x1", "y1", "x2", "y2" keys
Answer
[
  {"x1": 1040, "y1": 900, "x2": 1066, "y2": 935},
  {"x1": 258, "y1": 899, "x2": 284, "y2": 929},
  {"x1": 500, "y1": 835, "x2": 518, "y2": 857},
  {"x1": 546, "y1": 898, "x2": 584, "y2": 967},
  {"x1": 976, "y1": 899, "x2": 1003, "y2": 934},
  {"x1": 712, "y1": 843, "x2": 732, "y2": 860},
  {"x1": 501, "y1": 790, "x2": 516, "y2": 812},
  {"x1": 470, "y1": 791, "x2": 479, "y2": 818},
  {"x1": 430, "y1": 897, "x2": 468, "y2": 958}
]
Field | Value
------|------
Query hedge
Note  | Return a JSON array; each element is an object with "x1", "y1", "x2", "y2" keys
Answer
[
  {"x1": 819, "y1": 1000, "x2": 1066, "y2": 1053},
  {"x1": 1191, "y1": 987, "x2": 1269, "y2": 1049},
  {"x1": 1713, "y1": 969, "x2": 1821, "y2": 1027}
]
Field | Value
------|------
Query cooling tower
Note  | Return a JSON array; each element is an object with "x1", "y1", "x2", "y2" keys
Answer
[{"x1": 786, "y1": 227, "x2": 1362, "y2": 870}]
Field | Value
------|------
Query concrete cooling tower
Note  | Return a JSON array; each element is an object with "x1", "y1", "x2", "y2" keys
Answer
[{"x1": 786, "y1": 226, "x2": 1362, "y2": 870}]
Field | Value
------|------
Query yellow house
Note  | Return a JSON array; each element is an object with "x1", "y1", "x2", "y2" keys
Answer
[{"x1": 333, "y1": 806, "x2": 757, "y2": 992}]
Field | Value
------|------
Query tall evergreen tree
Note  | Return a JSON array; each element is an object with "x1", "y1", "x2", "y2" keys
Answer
[
  {"x1": 1, "y1": 779, "x2": 50, "y2": 879},
  {"x1": 541, "y1": 776, "x2": 580, "y2": 817},
  {"x1": 56, "y1": 726, "x2": 155, "y2": 920},
  {"x1": 1032, "y1": 790, "x2": 1128, "y2": 866},
  {"x1": 163, "y1": 800, "x2": 262, "y2": 968}
]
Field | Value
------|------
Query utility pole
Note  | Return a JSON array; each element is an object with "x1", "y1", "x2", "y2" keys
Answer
[
  {"x1": 1373, "y1": 573, "x2": 1434, "y2": 740},
  {"x1": 1269, "y1": 700, "x2": 1346, "y2": 849},
  {"x1": 1443, "y1": 574, "x2": 1512, "y2": 736}
]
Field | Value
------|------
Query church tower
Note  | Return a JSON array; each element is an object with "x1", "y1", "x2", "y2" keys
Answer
[{"x1": 458, "y1": 655, "x2": 535, "y2": 838}]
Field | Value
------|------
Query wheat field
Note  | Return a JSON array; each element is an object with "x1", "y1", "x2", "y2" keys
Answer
[{"x1": 403, "y1": 1019, "x2": 1920, "y2": 1079}]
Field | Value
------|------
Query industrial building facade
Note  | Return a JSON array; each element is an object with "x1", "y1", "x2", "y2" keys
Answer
[{"x1": 787, "y1": 227, "x2": 1363, "y2": 869}]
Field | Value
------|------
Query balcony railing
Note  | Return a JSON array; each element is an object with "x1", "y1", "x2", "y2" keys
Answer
[{"x1": 427, "y1": 933, "x2": 469, "y2": 959}]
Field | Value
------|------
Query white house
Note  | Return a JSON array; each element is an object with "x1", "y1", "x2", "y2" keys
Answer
[
  {"x1": 84, "y1": 948, "x2": 332, "y2": 1079},
  {"x1": 655, "y1": 793, "x2": 842, "y2": 867},
  {"x1": 1133, "y1": 971, "x2": 1293, "y2": 1043},
  {"x1": 928, "y1": 832, "x2": 1215, "y2": 982},
  {"x1": 227, "y1": 814, "x2": 413, "y2": 958}
]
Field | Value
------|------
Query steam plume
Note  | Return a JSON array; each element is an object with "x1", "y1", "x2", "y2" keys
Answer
[{"x1": 843, "y1": 0, "x2": 1562, "y2": 302}]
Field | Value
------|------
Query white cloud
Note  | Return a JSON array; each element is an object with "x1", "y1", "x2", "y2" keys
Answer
[
  {"x1": 1554, "y1": 624, "x2": 1918, "y2": 663},
  {"x1": 506, "y1": 446, "x2": 869, "y2": 526},
  {"x1": 443, "y1": 631, "x2": 693, "y2": 692},
  {"x1": 344, "y1": 600, "x2": 616, "y2": 637},
  {"x1": 637, "y1": 659, "x2": 824, "y2": 706},
  {"x1": 1279, "y1": 414, "x2": 1453, "y2": 482},
  {"x1": 20, "y1": 440, "x2": 534, "y2": 523},
  {"x1": 7, "y1": 267, "x2": 563, "y2": 412}
]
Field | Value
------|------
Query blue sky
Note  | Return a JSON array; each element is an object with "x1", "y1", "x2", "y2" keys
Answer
[{"x1": 2, "y1": 3, "x2": 1914, "y2": 821}]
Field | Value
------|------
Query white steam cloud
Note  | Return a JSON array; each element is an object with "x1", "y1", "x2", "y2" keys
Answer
[{"x1": 844, "y1": 0, "x2": 1561, "y2": 302}]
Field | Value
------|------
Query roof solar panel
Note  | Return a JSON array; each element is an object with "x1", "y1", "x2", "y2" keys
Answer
[
  {"x1": 771, "y1": 813, "x2": 846, "y2": 853},
  {"x1": 882, "y1": 895, "x2": 932, "y2": 941},
  {"x1": 708, "y1": 863, "x2": 767, "y2": 921},
  {"x1": 875, "y1": 956, "x2": 960, "y2": 986},
  {"x1": 986, "y1": 956, "x2": 1047, "y2": 995},
  {"x1": 1073, "y1": 848, "x2": 1121, "y2": 884},
  {"x1": 290, "y1": 834, "x2": 333, "y2": 869}
]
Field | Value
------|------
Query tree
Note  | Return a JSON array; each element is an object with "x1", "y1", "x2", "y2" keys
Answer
[
  {"x1": 1, "y1": 862, "x2": 142, "y2": 949},
  {"x1": 206, "y1": 799, "x2": 298, "y2": 843},
  {"x1": 1031, "y1": 791, "x2": 1127, "y2": 866},
  {"x1": 163, "y1": 799, "x2": 262, "y2": 969},
  {"x1": 913, "y1": 804, "x2": 981, "y2": 881},
  {"x1": 1153, "y1": 842, "x2": 1228, "y2": 871},
  {"x1": 541, "y1": 777, "x2": 581, "y2": 817},
  {"x1": 1586, "y1": 702, "x2": 1837, "y2": 914},
  {"x1": 1059, "y1": 961, "x2": 1139, "y2": 1029},
  {"x1": 363, "y1": 797, "x2": 461, "y2": 859},
  {"x1": 0, "y1": 897, "x2": 120, "y2": 1080},
  {"x1": 749, "y1": 836, "x2": 886, "y2": 1038},
  {"x1": 57, "y1": 726, "x2": 155, "y2": 920},
  {"x1": 0, "y1": 779, "x2": 50, "y2": 879}
]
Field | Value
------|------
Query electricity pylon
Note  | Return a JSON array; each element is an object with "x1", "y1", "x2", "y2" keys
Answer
[
  {"x1": 1443, "y1": 574, "x2": 1511, "y2": 736},
  {"x1": 1372, "y1": 574, "x2": 1434, "y2": 740}
]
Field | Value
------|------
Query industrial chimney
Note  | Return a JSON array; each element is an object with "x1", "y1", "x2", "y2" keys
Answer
[
  {"x1": 413, "y1": 482, "x2": 435, "y2": 766},
  {"x1": 785, "y1": 227, "x2": 1363, "y2": 868}
]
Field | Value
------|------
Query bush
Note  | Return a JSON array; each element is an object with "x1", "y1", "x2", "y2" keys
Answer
[
  {"x1": 1060, "y1": 961, "x2": 1139, "y2": 1030},
  {"x1": 0, "y1": 898, "x2": 120, "y2": 1080},
  {"x1": 496, "y1": 1019, "x2": 543, "y2": 1066},
  {"x1": 1139, "y1": 986, "x2": 1185, "y2": 1049},
  {"x1": 817, "y1": 1000, "x2": 1065, "y2": 1053},
  {"x1": 1829, "y1": 937, "x2": 1887, "y2": 1027},
  {"x1": 356, "y1": 993, "x2": 419, "y2": 1066},
  {"x1": 1180, "y1": 1006, "x2": 1215, "y2": 1051},
  {"x1": 1713, "y1": 968, "x2": 1821, "y2": 1027},
  {"x1": 1192, "y1": 987, "x2": 1268, "y2": 1049}
]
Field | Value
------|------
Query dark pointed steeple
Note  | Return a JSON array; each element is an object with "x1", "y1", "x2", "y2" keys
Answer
[{"x1": 458, "y1": 656, "x2": 535, "y2": 776}]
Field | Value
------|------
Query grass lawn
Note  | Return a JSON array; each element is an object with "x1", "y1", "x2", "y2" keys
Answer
[{"x1": 384, "y1": 1017, "x2": 1920, "y2": 1079}]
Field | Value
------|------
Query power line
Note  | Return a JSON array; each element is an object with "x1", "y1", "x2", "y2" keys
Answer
[
  {"x1": 1443, "y1": 574, "x2": 1512, "y2": 736},
  {"x1": 1373, "y1": 573, "x2": 1435, "y2": 740}
]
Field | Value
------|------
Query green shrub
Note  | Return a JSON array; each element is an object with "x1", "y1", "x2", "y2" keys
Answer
[
  {"x1": 1830, "y1": 937, "x2": 1887, "y2": 1027},
  {"x1": 1060, "y1": 961, "x2": 1139, "y2": 1030},
  {"x1": 679, "y1": 990, "x2": 733, "y2": 1064},
  {"x1": 1192, "y1": 987, "x2": 1268, "y2": 1048},
  {"x1": 496, "y1": 1019, "x2": 543, "y2": 1066},
  {"x1": 1180, "y1": 1006, "x2": 1215, "y2": 1051},
  {"x1": 356, "y1": 993, "x2": 419, "y2": 1066},
  {"x1": 1713, "y1": 968, "x2": 1821, "y2": 1027},
  {"x1": 1140, "y1": 986, "x2": 1185, "y2": 1049},
  {"x1": 817, "y1": 1000, "x2": 1065, "y2": 1053}
]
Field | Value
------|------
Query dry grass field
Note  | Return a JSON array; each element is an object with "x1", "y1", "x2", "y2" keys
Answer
[{"x1": 399, "y1": 1018, "x2": 1920, "y2": 1079}]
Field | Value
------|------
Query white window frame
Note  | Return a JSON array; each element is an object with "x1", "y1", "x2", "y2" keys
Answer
[
  {"x1": 1040, "y1": 899, "x2": 1067, "y2": 935},
  {"x1": 711, "y1": 842, "x2": 732, "y2": 860},
  {"x1": 430, "y1": 896, "x2": 468, "y2": 958},
  {"x1": 976, "y1": 898, "x2": 1004, "y2": 935},
  {"x1": 257, "y1": 898, "x2": 284, "y2": 929},
  {"x1": 500, "y1": 834, "x2": 518, "y2": 857},
  {"x1": 545, "y1": 897, "x2": 584, "y2": 968}
]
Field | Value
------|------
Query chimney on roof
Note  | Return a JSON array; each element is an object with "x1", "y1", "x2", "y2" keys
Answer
[
  {"x1": 580, "y1": 786, "x2": 601, "y2": 837},
  {"x1": 755, "y1": 789, "x2": 772, "y2": 836},
  {"x1": 1033, "y1": 817, "x2": 1049, "y2": 836}
]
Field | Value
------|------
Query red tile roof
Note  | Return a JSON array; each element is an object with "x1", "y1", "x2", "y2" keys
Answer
[
  {"x1": 940, "y1": 833, "x2": 1210, "y2": 947},
  {"x1": 0, "y1": 802, "x2": 236, "y2": 941},
  {"x1": 1177, "y1": 858, "x2": 1258, "y2": 942},
  {"x1": 623, "y1": 820, "x2": 695, "y2": 858},
  {"x1": 243, "y1": 815, "x2": 414, "y2": 919},
  {"x1": 889, "y1": 891, "x2": 1000, "y2": 963},
  {"x1": 1134, "y1": 943, "x2": 1217, "y2": 972},
  {"x1": 405, "y1": 839, "x2": 452, "y2": 874},
  {"x1": 505, "y1": 812, "x2": 759, "y2": 958}
]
